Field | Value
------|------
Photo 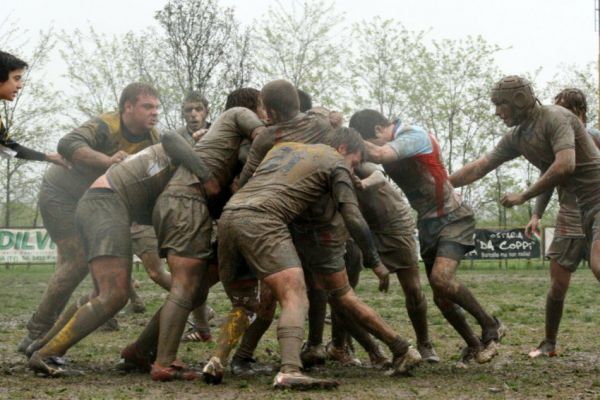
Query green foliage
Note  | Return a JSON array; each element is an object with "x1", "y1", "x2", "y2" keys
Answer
[{"x1": 253, "y1": 0, "x2": 347, "y2": 108}]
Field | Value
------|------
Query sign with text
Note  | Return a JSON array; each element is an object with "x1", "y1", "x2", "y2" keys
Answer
[
  {"x1": 0, "y1": 228, "x2": 56, "y2": 263},
  {"x1": 465, "y1": 228, "x2": 541, "y2": 260}
]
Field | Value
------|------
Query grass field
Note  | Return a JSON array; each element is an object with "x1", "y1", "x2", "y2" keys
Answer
[{"x1": 1, "y1": 262, "x2": 600, "y2": 399}]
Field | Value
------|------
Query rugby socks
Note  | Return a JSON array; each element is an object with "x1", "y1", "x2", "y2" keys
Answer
[
  {"x1": 339, "y1": 315, "x2": 381, "y2": 354},
  {"x1": 31, "y1": 294, "x2": 91, "y2": 352},
  {"x1": 278, "y1": 326, "x2": 304, "y2": 373},
  {"x1": 38, "y1": 298, "x2": 114, "y2": 358},
  {"x1": 307, "y1": 288, "x2": 327, "y2": 346},
  {"x1": 234, "y1": 317, "x2": 273, "y2": 360},
  {"x1": 330, "y1": 309, "x2": 349, "y2": 348},
  {"x1": 439, "y1": 304, "x2": 481, "y2": 348},
  {"x1": 389, "y1": 336, "x2": 410, "y2": 358},
  {"x1": 447, "y1": 282, "x2": 497, "y2": 334},
  {"x1": 406, "y1": 292, "x2": 430, "y2": 345},
  {"x1": 135, "y1": 307, "x2": 162, "y2": 354},
  {"x1": 545, "y1": 294, "x2": 564, "y2": 345},
  {"x1": 214, "y1": 307, "x2": 250, "y2": 363},
  {"x1": 192, "y1": 303, "x2": 211, "y2": 335},
  {"x1": 156, "y1": 295, "x2": 193, "y2": 365}
]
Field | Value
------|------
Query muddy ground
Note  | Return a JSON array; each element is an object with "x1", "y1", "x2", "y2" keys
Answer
[{"x1": 1, "y1": 264, "x2": 599, "y2": 399}]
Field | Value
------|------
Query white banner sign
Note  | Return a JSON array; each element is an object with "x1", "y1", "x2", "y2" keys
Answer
[{"x1": 0, "y1": 228, "x2": 56, "y2": 263}]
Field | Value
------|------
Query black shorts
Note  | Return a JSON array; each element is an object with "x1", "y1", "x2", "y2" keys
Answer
[{"x1": 417, "y1": 205, "x2": 475, "y2": 268}]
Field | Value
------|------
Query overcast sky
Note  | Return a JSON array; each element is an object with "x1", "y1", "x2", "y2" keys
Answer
[{"x1": 4, "y1": 0, "x2": 599, "y2": 87}]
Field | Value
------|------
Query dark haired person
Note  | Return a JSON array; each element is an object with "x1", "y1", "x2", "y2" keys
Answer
[
  {"x1": 524, "y1": 88, "x2": 600, "y2": 358},
  {"x1": 0, "y1": 51, "x2": 67, "y2": 166},
  {"x1": 19, "y1": 83, "x2": 162, "y2": 353},
  {"x1": 176, "y1": 91, "x2": 211, "y2": 144},
  {"x1": 350, "y1": 109, "x2": 503, "y2": 366}
]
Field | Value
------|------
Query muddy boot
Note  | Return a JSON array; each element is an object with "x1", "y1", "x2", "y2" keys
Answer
[
  {"x1": 528, "y1": 340, "x2": 557, "y2": 358},
  {"x1": 367, "y1": 343, "x2": 391, "y2": 369},
  {"x1": 202, "y1": 356, "x2": 225, "y2": 384},
  {"x1": 300, "y1": 342, "x2": 327, "y2": 368},
  {"x1": 230, "y1": 356, "x2": 274, "y2": 376},
  {"x1": 417, "y1": 341, "x2": 440, "y2": 363},
  {"x1": 116, "y1": 342, "x2": 155, "y2": 372},
  {"x1": 273, "y1": 371, "x2": 339, "y2": 390},
  {"x1": 455, "y1": 345, "x2": 482, "y2": 369},
  {"x1": 388, "y1": 346, "x2": 421, "y2": 377},
  {"x1": 326, "y1": 342, "x2": 361, "y2": 367},
  {"x1": 150, "y1": 359, "x2": 197, "y2": 381},
  {"x1": 28, "y1": 351, "x2": 84, "y2": 377},
  {"x1": 476, "y1": 341, "x2": 499, "y2": 364}
]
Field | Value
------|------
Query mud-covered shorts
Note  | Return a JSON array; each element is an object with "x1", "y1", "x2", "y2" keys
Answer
[
  {"x1": 374, "y1": 230, "x2": 419, "y2": 272},
  {"x1": 38, "y1": 180, "x2": 79, "y2": 241},
  {"x1": 546, "y1": 236, "x2": 587, "y2": 272},
  {"x1": 75, "y1": 188, "x2": 132, "y2": 263},
  {"x1": 152, "y1": 185, "x2": 212, "y2": 260},
  {"x1": 218, "y1": 209, "x2": 301, "y2": 283},
  {"x1": 582, "y1": 205, "x2": 600, "y2": 247},
  {"x1": 417, "y1": 205, "x2": 475, "y2": 269},
  {"x1": 130, "y1": 224, "x2": 159, "y2": 257},
  {"x1": 291, "y1": 217, "x2": 348, "y2": 275}
]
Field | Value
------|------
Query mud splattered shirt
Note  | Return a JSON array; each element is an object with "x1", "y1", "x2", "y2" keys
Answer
[
  {"x1": 239, "y1": 111, "x2": 332, "y2": 186},
  {"x1": 382, "y1": 123, "x2": 464, "y2": 220},
  {"x1": 44, "y1": 111, "x2": 160, "y2": 200},
  {"x1": 355, "y1": 162, "x2": 416, "y2": 234},
  {"x1": 487, "y1": 105, "x2": 600, "y2": 217},
  {"x1": 226, "y1": 142, "x2": 357, "y2": 224},
  {"x1": 106, "y1": 144, "x2": 177, "y2": 225},
  {"x1": 168, "y1": 107, "x2": 263, "y2": 188}
]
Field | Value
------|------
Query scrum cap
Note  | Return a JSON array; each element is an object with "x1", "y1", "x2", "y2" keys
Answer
[{"x1": 491, "y1": 75, "x2": 536, "y2": 111}]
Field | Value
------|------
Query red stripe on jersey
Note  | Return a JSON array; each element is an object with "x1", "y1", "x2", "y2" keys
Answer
[{"x1": 414, "y1": 133, "x2": 449, "y2": 217}]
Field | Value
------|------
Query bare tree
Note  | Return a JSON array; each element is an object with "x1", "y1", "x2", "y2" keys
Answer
[{"x1": 254, "y1": 0, "x2": 346, "y2": 108}]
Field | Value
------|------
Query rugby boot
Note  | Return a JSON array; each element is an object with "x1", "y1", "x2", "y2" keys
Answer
[
  {"x1": 455, "y1": 345, "x2": 481, "y2": 369},
  {"x1": 273, "y1": 371, "x2": 339, "y2": 390},
  {"x1": 367, "y1": 343, "x2": 391, "y2": 369},
  {"x1": 455, "y1": 342, "x2": 499, "y2": 366},
  {"x1": 417, "y1": 341, "x2": 440, "y2": 363},
  {"x1": 202, "y1": 356, "x2": 225, "y2": 384},
  {"x1": 150, "y1": 359, "x2": 197, "y2": 381},
  {"x1": 326, "y1": 342, "x2": 362, "y2": 367},
  {"x1": 528, "y1": 340, "x2": 557, "y2": 358},
  {"x1": 230, "y1": 356, "x2": 274, "y2": 376},
  {"x1": 300, "y1": 342, "x2": 327, "y2": 368},
  {"x1": 388, "y1": 346, "x2": 422, "y2": 376},
  {"x1": 29, "y1": 351, "x2": 84, "y2": 377},
  {"x1": 116, "y1": 342, "x2": 155, "y2": 372}
]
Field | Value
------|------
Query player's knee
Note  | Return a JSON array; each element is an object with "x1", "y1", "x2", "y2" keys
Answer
[
  {"x1": 327, "y1": 284, "x2": 352, "y2": 307},
  {"x1": 101, "y1": 288, "x2": 129, "y2": 312},
  {"x1": 429, "y1": 271, "x2": 451, "y2": 295}
]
